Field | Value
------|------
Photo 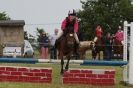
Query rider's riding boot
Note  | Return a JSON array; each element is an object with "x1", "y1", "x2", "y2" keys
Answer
[
  {"x1": 75, "y1": 43, "x2": 79, "y2": 56},
  {"x1": 55, "y1": 39, "x2": 59, "y2": 48}
]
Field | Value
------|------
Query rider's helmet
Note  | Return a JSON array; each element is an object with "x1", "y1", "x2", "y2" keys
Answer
[{"x1": 68, "y1": 9, "x2": 76, "y2": 16}]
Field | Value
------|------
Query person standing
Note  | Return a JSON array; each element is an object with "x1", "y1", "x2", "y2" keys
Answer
[
  {"x1": 39, "y1": 32, "x2": 49, "y2": 59},
  {"x1": 49, "y1": 29, "x2": 58, "y2": 59},
  {"x1": 24, "y1": 31, "x2": 28, "y2": 40},
  {"x1": 104, "y1": 32, "x2": 113, "y2": 60}
]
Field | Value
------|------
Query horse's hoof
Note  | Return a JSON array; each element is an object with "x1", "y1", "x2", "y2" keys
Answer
[
  {"x1": 65, "y1": 68, "x2": 68, "y2": 72},
  {"x1": 60, "y1": 71, "x2": 64, "y2": 75},
  {"x1": 65, "y1": 67, "x2": 68, "y2": 71},
  {"x1": 64, "y1": 70, "x2": 68, "y2": 73}
]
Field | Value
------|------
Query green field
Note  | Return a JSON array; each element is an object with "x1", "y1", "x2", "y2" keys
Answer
[{"x1": 0, "y1": 63, "x2": 132, "y2": 88}]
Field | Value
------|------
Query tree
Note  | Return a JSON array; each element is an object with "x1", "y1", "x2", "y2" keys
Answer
[
  {"x1": 0, "y1": 12, "x2": 10, "y2": 20},
  {"x1": 77, "y1": 0, "x2": 133, "y2": 40}
]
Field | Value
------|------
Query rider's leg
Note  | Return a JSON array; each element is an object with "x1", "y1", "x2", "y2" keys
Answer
[
  {"x1": 74, "y1": 33, "x2": 79, "y2": 44},
  {"x1": 55, "y1": 30, "x2": 64, "y2": 47},
  {"x1": 74, "y1": 33, "x2": 79, "y2": 56},
  {"x1": 57, "y1": 30, "x2": 63, "y2": 40}
]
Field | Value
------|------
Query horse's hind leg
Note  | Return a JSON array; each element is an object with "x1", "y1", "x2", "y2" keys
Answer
[{"x1": 65, "y1": 56, "x2": 70, "y2": 71}]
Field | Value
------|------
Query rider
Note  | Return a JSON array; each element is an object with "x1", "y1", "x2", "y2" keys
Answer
[
  {"x1": 94, "y1": 25, "x2": 103, "y2": 43},
  {"x1": 55, "y1": 10, "x2": 79, "y2": 54}
]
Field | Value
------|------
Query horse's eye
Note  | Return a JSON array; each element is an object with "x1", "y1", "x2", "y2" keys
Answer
[{"x1": 69, "y1": 34, "x2": 73, "y2": 36}]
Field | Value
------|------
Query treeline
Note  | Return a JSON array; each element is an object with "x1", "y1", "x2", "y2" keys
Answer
[{"x1": 77, "y1": 0, "x2": 133, "y2": 40}]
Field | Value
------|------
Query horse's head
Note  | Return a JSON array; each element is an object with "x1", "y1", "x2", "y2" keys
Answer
[
  {"x1": 66, "y1": 33, "x2": 75, "y2": 48},
  {"x1": 90, "y1": 41, "x2": 96, "y2": 50}
]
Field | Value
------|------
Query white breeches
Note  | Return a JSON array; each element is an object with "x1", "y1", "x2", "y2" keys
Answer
[{"x1": 57, "y1": 30, "x2": 63, "y2": 39}]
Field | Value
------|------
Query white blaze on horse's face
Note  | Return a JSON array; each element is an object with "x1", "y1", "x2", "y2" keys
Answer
[{"x1": 69, "y1": 34, "x2": 73, "y2": 37}]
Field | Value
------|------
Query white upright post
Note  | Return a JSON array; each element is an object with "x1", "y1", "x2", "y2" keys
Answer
[
  {"x1": 123, "y1": 21, "x2": 128, "y2": 82},
  {"x1": 128, "y1": 22, "x2": 133, "y2": 85},
  {"x1": 123, "y1": 21, "x2": 128, "y2": 61}
]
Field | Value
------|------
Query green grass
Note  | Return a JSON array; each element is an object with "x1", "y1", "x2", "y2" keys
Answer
[{"x1": 0, "y1": 63, "x2": 132, "y2": 88}]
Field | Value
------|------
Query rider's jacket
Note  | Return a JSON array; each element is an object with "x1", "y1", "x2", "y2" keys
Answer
[{"x1": 61, "y1": 17, "x2": 78, "y2": 33}]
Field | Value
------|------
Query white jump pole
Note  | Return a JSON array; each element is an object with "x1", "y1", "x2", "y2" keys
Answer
[
  {"x1": 128, "y1": 22, "x2": 133, "y2": 85},
  {"x1": 123, "y1": 21, "x2": 128, "y2": 82},
  {"x1": 123, "y1": 21, "x2": 133, "y2": 85}
]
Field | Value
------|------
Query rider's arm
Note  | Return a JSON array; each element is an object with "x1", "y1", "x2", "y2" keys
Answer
[
  {"x1": 74, "y1": 20, "x2": 78, "y2": 33},
  {"x1": 61, "y1": 19, "x2": 67, "y2": 31}
]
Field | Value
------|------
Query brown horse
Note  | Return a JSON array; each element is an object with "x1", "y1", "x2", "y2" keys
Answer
[
  {"x1": 91, "y1": 37, "x2": 105, "y2": 60},
  {"x1": 112, "y1": 38, "x2": 123, "y2": 59},
  {"x1": 56, "y1": 30, "x2": 76, "y2": 74}
]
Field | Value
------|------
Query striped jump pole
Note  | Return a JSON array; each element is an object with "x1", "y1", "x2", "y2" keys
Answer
[
  {"x1": 0, "y1": 58, "x2": 84, "y2": 64},
  {"x1": 0, "y1": 58, "x2": 128, "y2": 66}
]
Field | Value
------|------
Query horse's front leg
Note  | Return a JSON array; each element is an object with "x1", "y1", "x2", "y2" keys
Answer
[
  {"x1": 65, "y1": 55, "x2": 71, "y2": 71},
  {"x1": 60, "y1": 54, "x2": 64, "y2": 75}
]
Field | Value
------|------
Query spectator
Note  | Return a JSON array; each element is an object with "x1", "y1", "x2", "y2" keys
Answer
[
  {"x1": 49, "y1": 29, "x2": 58, "y2": 59},
  {"x1": 39, "y1": 32, "x2": 49, "y2": 59},
  {"x1": 104, "y1": 32, "x2": 113, "y2": 60},
  {"x1": 24, "y1": 31, "x2": 28, "y2": 40},
  {"x1": 115, "y1": 26, "x2": 124, "y2": 45},
  {"x1": 94, "y1": 25, "x2": 103, "y2": 42}
]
